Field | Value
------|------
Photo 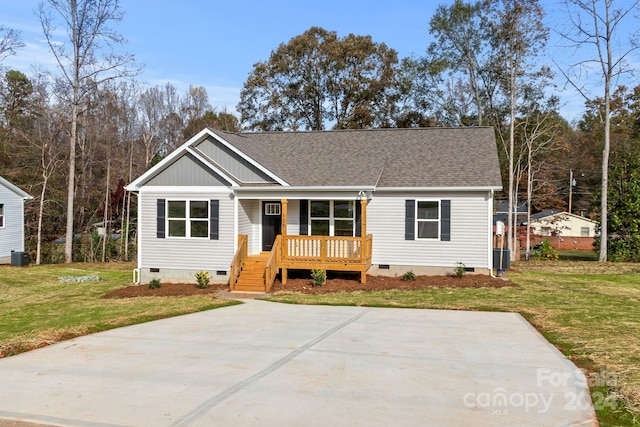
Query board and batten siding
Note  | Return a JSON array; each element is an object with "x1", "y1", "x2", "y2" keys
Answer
[
  {"x1": 144, "y1": 153, "x2": 230, "y2": 187},
  {"x1": 367, "y1": 192, "x2": 492, "y2": 269},
  {"x1": 194, "y1": 137, "x2": 275, "y2": 183},
  {"x1": 0, "y1": 184, "x2": 25, "y2": 259},
  {"x1": 139, "y1": 189, "x2": 235, "y2": 271}
]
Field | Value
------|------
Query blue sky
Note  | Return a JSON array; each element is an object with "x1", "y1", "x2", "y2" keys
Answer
[{"x1": 1, "y1": 1, "x2": 637, "y2": 122}]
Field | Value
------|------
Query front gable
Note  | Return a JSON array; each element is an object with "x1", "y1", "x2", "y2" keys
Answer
[
  {"x1": 144, "y1": 152, "x2": 232, "y2": 187},
  {"x1": 193, "y1": 136, "x2": 277, "y2": 184}
]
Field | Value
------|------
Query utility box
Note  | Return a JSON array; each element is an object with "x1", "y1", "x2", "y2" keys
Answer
[
  {"x1": 11, "y1": 251, "x2": 29, "y2": 267},
  {"x1": 493, "y1": 248, "x2": 510, "y2": 270}
]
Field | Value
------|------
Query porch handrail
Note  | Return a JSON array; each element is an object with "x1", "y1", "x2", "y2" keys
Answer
[
  {"x1": 264, "y1": 235, "x2": 282, "y2": 292},
  {"x1": 282, "y1": 234, "x2": 372, "y2": 263},
  {"x1": 229, "y1": 234, "x2": 248, "y2": 290}
]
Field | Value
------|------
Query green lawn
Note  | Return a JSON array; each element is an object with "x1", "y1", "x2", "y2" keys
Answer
[
  {"x1": 265, "y1": 260, "x2": 640, "y2": 426},
  {"x1": 0, "y1": 262, "x2": 239, "y2": 356},
  {"x1": 1, "y1": 260, "x2": 638, "y2": 425}
]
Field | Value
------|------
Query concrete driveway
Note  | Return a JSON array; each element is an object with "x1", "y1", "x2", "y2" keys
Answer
[{"x1": 0, "y1": 300, "x2": 596, "y2": 427}]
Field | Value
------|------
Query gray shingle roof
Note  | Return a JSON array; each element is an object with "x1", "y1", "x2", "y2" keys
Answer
[{"x1": 213, "y1": 127, "x2": 502, "y2": 189}]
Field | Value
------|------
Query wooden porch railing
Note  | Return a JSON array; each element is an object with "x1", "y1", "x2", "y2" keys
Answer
[
  {"x1": 229, "y1": 234, "x2": 248, "y2": 291},
  {"x1": 281, "y1": 234, "x2": 372, "y2": 266},
  {"x1": 264, "y1": 235, "x2": 282, "y2": 292},
  {"x1": 229, "y1": 234, "x2": 373, "y2": 290},
  {"x1": 280, "y1": 234, "x2": 372, "y2": 286}
]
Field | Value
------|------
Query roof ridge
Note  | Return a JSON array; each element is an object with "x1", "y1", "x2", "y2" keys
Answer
[{"x1": 213, "y1": 126, "x2": 493, "y2": 137}]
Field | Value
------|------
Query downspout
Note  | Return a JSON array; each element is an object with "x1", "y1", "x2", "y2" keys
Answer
[{"x1": 490, "y1": 189, "x2": 497, "y2": 278}]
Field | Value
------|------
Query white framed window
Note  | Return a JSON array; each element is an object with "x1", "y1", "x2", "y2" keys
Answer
[
  {"x1": 167, "y1": 200, "x2": 209, "y2": 238},
  {"x1": 0, "y1": 203, "x2": 4, "y2": 227},
  {"x1": 581, "y1": 227, "x2": 590, "y2": 237},
  {"x1": 416, "y1": 200, "x2": 440, "y2": 239},
  {"x1": 265, "y1": 203, "x2": 281, "y2": 216},
  {"x1": 309, "y1": 200, "x2": 354, "y2": 236}
]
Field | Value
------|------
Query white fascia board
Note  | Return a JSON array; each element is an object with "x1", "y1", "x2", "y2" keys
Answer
[
  {"x1": 235, "y1": 186, "x2": 376, "y2": 200},
  {"x1": 139, "y1": 186, "x2": 234, "y2": 194},
  {"x1": 185, "y1": 146, "x2": 239, "y2": 187},
  {"x1": 374, "y1": 186, "x2": 502, "y2": 192},
  {"x1": 126, "y1": 128, "x2": 216, "y2": 191},
  {"x1": 207, "y1": 131, "x2": 289, "y2": 186}
]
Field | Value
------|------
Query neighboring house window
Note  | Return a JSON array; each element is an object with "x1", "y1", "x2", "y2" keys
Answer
[
  {"x1": 309, "y1": 200, "x2": 355, "y2": 236},
  {"x1": 0, "y1": 203, "x2": 3, "y2": 227},
  {"x1": 405, "y1": 199, "x2": 451, "y2": 241},
  {"x1": 541, "y1": 226, "x2": 551, "y2": 236},
  {"x1": 581, "y1": 227, "x2": 590, "y2": 237}
]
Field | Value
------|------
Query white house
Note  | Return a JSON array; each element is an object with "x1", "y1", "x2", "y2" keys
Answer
[
  {"x1": 527, "y1": 210, "x2": 598, "y2": 237},
  {"x1": 126, "y1": 127, "x2": 503, "y2": 291},
  {"x1": 0, "y1": 176, "x2": 33, "y2": 264}
]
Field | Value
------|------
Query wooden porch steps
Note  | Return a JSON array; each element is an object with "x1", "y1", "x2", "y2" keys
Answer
[{"x1": 233, "y1": 253, "x2": 270, "y2": 293}]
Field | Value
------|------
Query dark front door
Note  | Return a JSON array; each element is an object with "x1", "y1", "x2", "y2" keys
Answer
[{"x1": 262, "y1": 201, "x2": 282, "y2": 252}]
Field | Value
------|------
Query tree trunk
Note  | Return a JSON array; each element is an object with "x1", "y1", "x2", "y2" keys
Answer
[
  {"x1": 101, "y1": 157, "x2": 111, "y2": 262},
  {"x1": 599, "y1": 81, "x2": 610, "y2": 262},
  {"x1": 64, "y1": 101, "x2": 78, "y2": 263},
  {"x1": 36, "y1": 174, "x2": 47, "y2": 265}
]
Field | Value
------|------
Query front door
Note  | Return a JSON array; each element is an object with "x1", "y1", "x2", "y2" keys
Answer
[{"x1": 262, "y1": 201, "x2": 282, "y2": 252}]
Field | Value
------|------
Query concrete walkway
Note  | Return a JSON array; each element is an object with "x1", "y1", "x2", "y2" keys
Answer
[{"x1": 0, "y1": 301, "x2": 596, "y2": 427}]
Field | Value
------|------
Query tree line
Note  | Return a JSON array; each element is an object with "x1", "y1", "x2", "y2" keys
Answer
[{"x1": 0, "y1": 0, "x2": 638, "y2": 264}]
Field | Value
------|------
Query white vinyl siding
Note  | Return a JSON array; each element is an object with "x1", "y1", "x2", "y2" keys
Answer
[
  {"x1": 238, "y1": 199, "x2": 260, "y2": 254},
  {"x1": 367, "y1": 192, "x2": 491, "y2": 268},
  {"x1": 0, "y1": 185, "x2": 26, "y2": 259},
  {"x1": 139, "y1": 190, "x2": 234, "y2": 270}
]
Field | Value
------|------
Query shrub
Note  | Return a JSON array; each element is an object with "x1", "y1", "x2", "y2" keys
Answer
[
  {"x1": 195, "y1": 271, "x2": 210, "y2": 289},
  {"x1": 311, "y1": 269, "x2": 326, "y2": 286},
  {"x1": 454, "y1": 261, "x2": 466, "y2": 278},
  {"x1": 532, "y1": 240, "x2": 559, "y2": 261},
  {"x1": 401, "y1": 270, "x2": 416, "y2": 281},
  {"x1": 149, "y1": 278, "x2": 161, "y2": 289}
]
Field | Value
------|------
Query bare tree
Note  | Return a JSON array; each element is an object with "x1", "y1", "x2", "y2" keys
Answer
[
  {"x1": 557, "y1": 0, "x2": 640, "y2": 261},
  {"x1": 139, "y1": 85, "x2": 169, "y2": 167},
  {"x1": 490, "y1": 0, "x2": 549, "y2": 261},
  {"x1": 0, "y1": 26, "x2": 24, "y2": 64},
  {"x1": 38, "y1": 0, "x2": 138, "y2": 263}
]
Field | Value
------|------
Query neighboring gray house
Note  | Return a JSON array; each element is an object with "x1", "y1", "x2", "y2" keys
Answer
[
  {"x1": 0, "y1": 176, "x2": 33, "y2": 264},
  {"x1": 126, "y1": 127, "x2": 503, "y2": 291}
]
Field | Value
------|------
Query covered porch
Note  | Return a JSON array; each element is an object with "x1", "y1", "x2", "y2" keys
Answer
[{"x1": 230, "y1": 198, "x2": 372, "y2": 292}]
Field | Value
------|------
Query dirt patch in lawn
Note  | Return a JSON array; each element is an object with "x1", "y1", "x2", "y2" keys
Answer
[{"x1": 103, "y1": 272, "x2": 512, "y2": 298}]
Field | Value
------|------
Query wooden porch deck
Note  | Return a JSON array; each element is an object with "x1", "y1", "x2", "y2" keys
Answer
[{"x1": 229, "y1": 234, "x2": 373, "y2": 293}]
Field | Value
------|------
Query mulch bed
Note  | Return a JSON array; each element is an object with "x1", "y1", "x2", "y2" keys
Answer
[{"x1": 103, "y1": 272, "x2": 512, "y2": 298}]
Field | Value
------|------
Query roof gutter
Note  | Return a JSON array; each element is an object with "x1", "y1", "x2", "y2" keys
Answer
[{"x1": 374, "y1": 186, "x2": 503, "y2": 192}]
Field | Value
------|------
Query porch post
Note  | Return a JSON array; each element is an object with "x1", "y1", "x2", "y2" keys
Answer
[
  {"x1": 360, "y1": 198, "x2": 367, "y2": 284},
  {"x1": 281, "y1": 199, "x2": 288, "y2": 236},
  {"x1": 281, "y1": 199, "x2": 288, "y2": 285}
]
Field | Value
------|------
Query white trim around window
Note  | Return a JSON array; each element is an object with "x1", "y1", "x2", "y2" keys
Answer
[
  {"x1": 0, "y1": 203, "x2": 4, "y2": 228},
  {"x1": 309, "y1": 200, "x2": 355, "y2": 237},
  {"x1": 166, "y1": 199, "x2": 210, "y2": 238},
  {"x1": 416, "y1": 199, "x2": 440, "y2": 239}
]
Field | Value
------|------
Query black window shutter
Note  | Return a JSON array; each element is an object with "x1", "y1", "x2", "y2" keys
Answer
[
  {"x1": 405, "y1": 200, "x2": 415, "y2": 240},
  {"x1": 210, "y1": 199, "x2": 219, "y2": 240},
  {"x1": 299, "y1": 199, "x2": 308, "y2": 235},
  {"x1": 441, "y1": 200, "x2": 451, "y2": 241},
  {"x1": 157, "y1": 198, "x2": 166, "y2": 238},
  {"x1": 355, "y1": 201, "x2": 362, "y2": 237}
]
